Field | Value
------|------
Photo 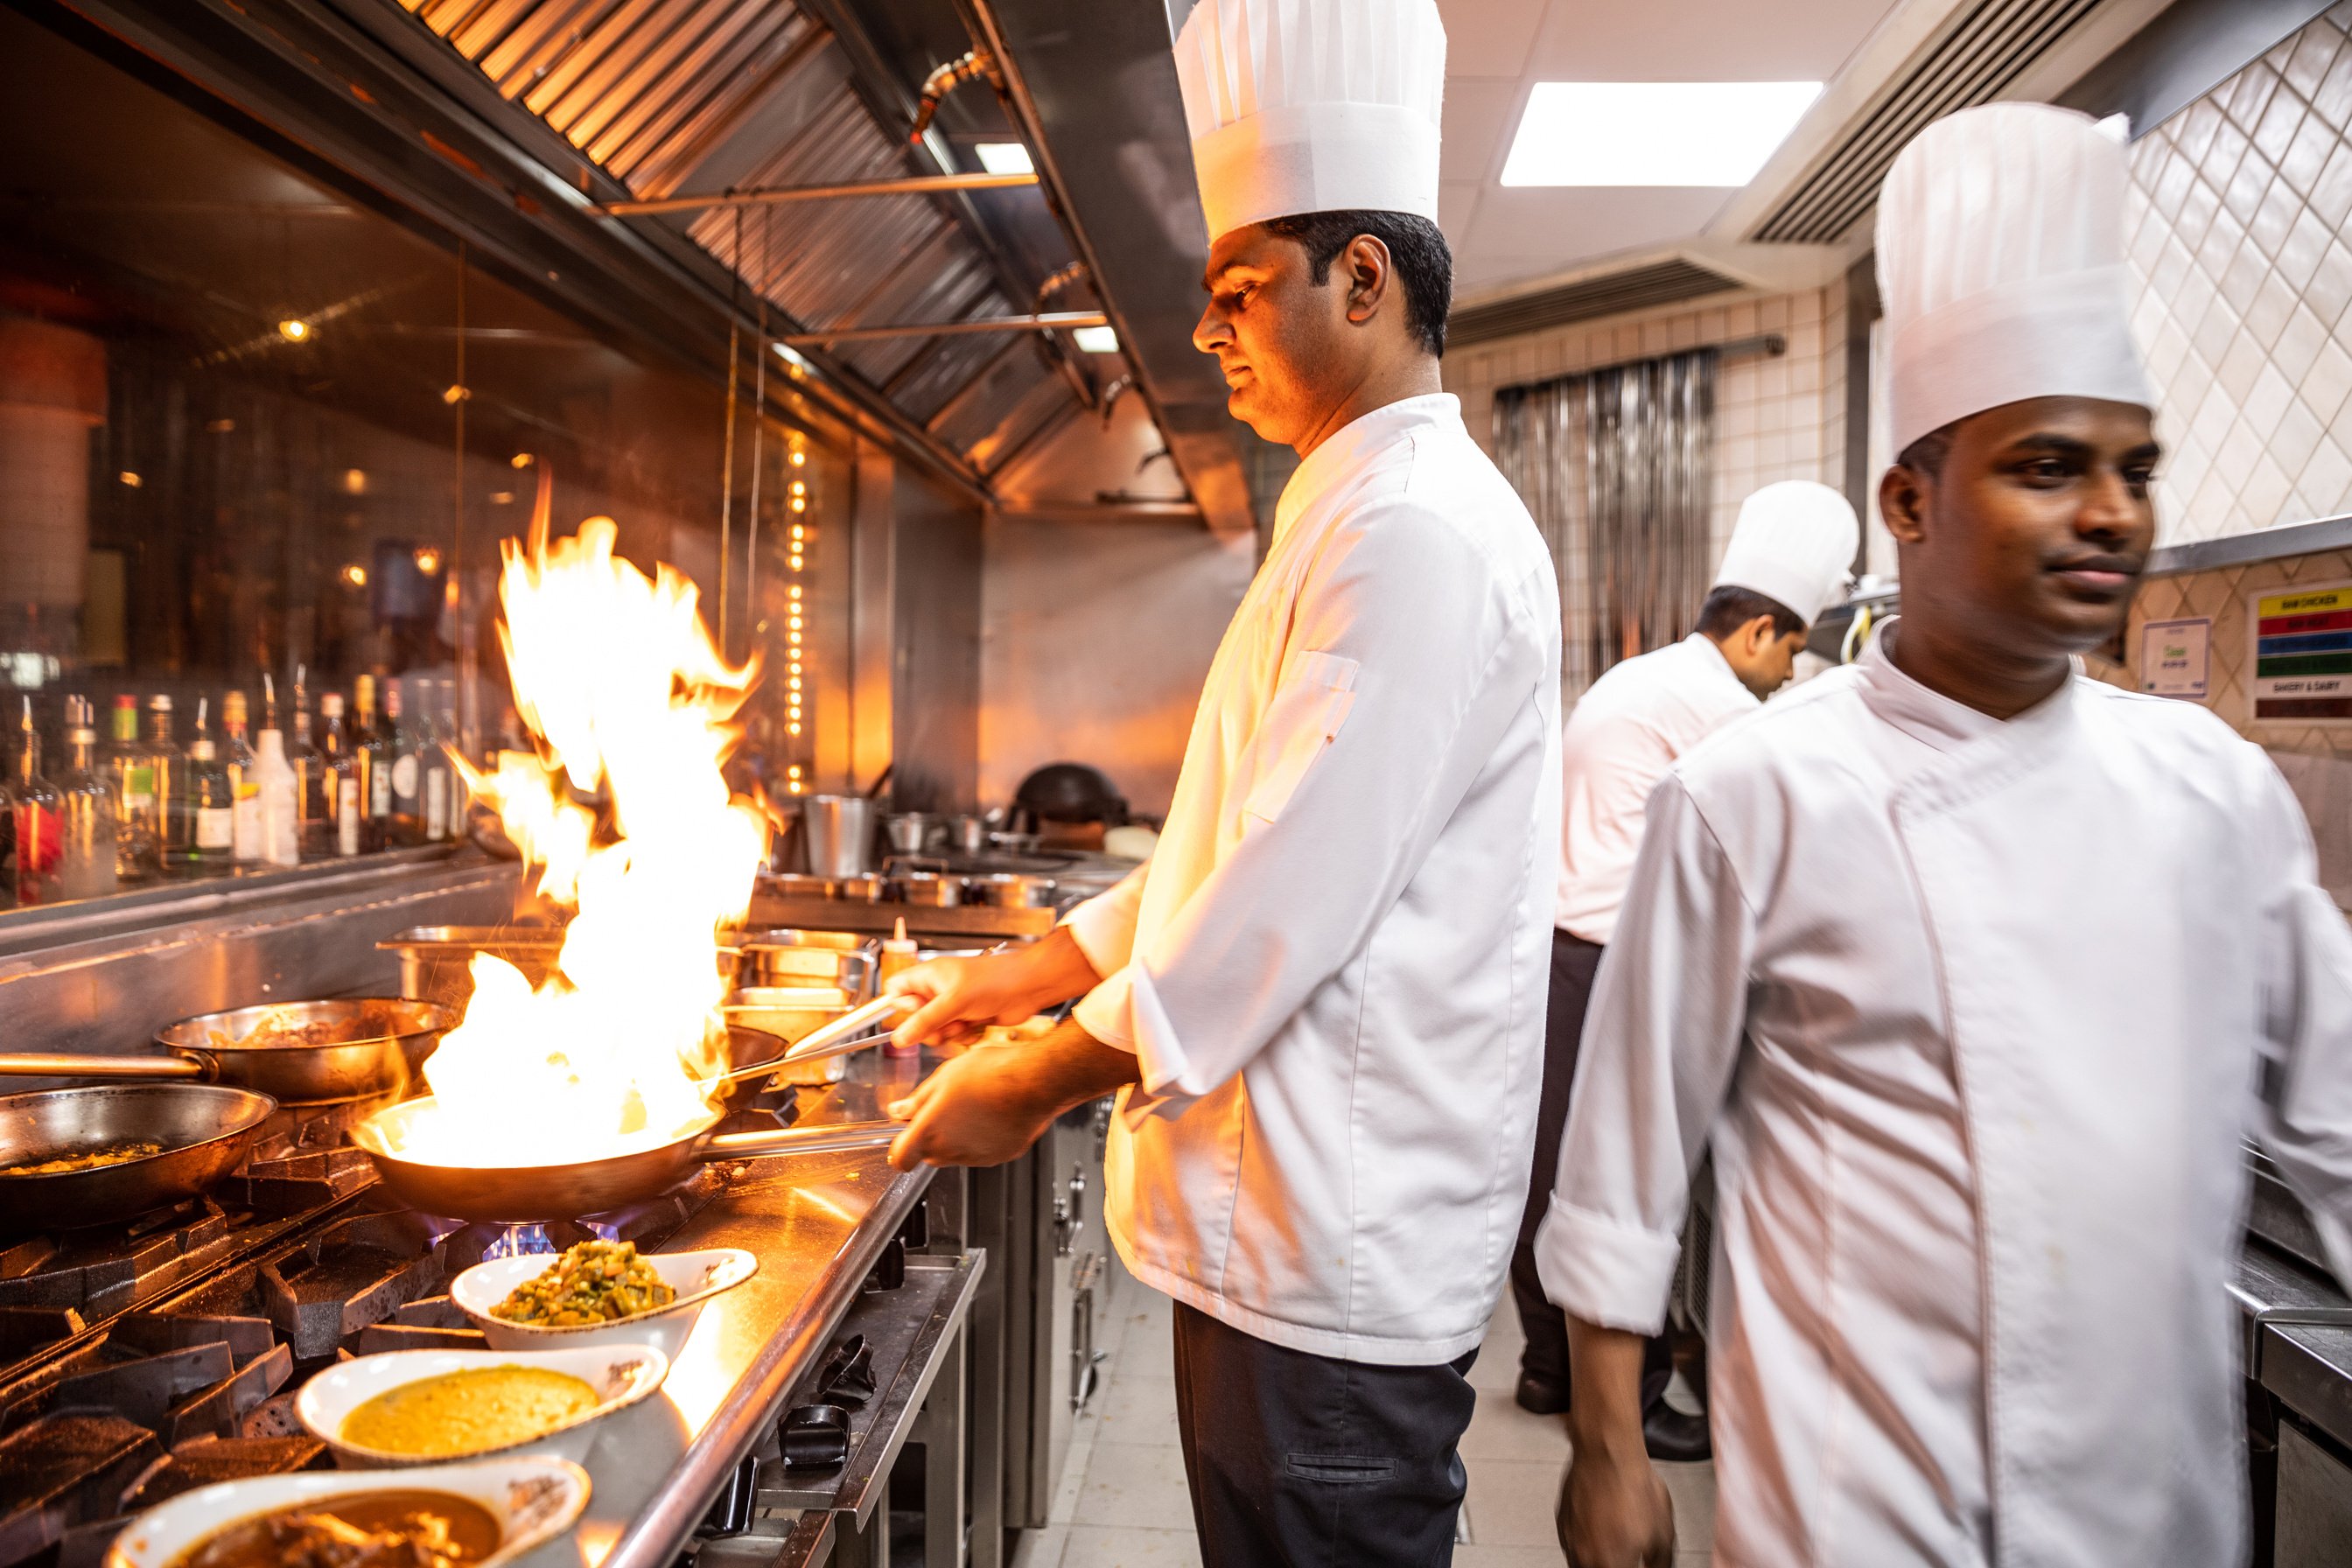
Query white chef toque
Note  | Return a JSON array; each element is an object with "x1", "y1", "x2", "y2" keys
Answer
[
  {"x1": 1713, "y1": 480, "x2": 1861, "y2": 626},
  {"x1": 1877, "y1": 102, "x2": 2155, "y2": 456},
  {"x1": 1172, "y1": 0, "x2": 1446, "y2": 244}
]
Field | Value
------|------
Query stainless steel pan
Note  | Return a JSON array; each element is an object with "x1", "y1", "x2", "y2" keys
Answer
[
  {"x1": 349, "y1": 1098, "x2": 900, "y2": 1222},
  {"x1": 0, "y1": 999, "x2": 456, "y2": 1103},
  {"x1": 0, "y1": 1083, "x2": 277, "y2": 1231}
]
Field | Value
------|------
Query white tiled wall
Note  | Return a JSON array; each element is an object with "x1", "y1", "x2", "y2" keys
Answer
[
  {"x1": 1445, "y1": 281, "x2": 1852, "y2": 573},
  {"x1": 2125, "y1": 4, "x2": 2352, "y2": 546}
]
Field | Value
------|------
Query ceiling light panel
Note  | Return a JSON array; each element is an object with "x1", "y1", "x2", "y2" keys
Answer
[
  {"x1": 1502, "y1": 82, "x2": 1824, "y2": 187},
  {"x1": 974, "y1": 142, "x2": 1036, "y2": 175}
]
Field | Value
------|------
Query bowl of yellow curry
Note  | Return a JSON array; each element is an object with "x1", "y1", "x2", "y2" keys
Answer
[
  {"x1": 294, "y1": 1343, "x2": 668, "y2": 1469},
  {"x1": 450, "y1": 1241, "x2": 758, "y2": 1358}
]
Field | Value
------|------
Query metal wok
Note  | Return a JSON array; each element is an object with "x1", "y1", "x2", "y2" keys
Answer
[
  {"x1": 0, "y1": 999, "x2": 456, "y2": 1103},
  {"x1": 0, "y1": 1083, "x2": 277, "y2": 1231},
  {"x1": 349, "y1": 1097, "x2": 901, "y2": 1222}
]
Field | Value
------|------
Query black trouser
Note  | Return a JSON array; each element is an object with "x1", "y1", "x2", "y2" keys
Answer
[
  {"x1": 1510, "y1": 930, "x2": 1674, "y2": 1405},
  {"x1": 1172, "y1": 1301, "x2": 1479, "y2": 1566}
]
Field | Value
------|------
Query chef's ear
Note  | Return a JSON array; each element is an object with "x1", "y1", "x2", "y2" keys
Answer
[
  {"x1": 1341, "y1": 234, "x2": 1394, "y2": 326},
  {"x1": 1880, "y1": 461, "x2": 1931, "y2": 548}
]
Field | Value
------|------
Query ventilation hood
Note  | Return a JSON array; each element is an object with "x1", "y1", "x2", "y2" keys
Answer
[{"x1": 57, "y1": 0, "x2": 1261, "y2": 529}]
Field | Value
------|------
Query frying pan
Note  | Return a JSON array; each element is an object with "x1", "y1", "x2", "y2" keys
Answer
[
  {"x1": 0, "y1": 999, "x2": 457, "y2": 1103},
  {"x1": 350, "y1": 1097, "x2": 901, "y2": 1222},
  {"x1": 0, "y1": 1083, "x2": 277, "y2": 1231}
]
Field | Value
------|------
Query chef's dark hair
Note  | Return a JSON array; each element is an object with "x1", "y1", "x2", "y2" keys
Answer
[
  {"x1": 1698, "y1": 584, "x2": 1805, "y2": 640},
  {"x1": 1258, "y1": 211, "x2": 1453, "y2": 357},
  {"x1": 1897, "y1": 422, "x2": 1958, "y2": 477}
]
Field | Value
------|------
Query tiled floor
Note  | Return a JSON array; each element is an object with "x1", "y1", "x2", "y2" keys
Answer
[{"x1": 1009, "y1": 1261, "x2": 1717, "y2": 1567}]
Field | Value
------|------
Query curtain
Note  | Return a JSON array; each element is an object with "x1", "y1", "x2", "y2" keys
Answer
[{"x1": 1494, "y1": 347, "x2": 1718, "y2": 697}]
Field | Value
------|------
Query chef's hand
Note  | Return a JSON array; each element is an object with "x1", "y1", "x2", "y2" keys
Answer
[
  {"x1": 888, "y1": 926, "x2": 1102, "y2": 1051},
  {"x1": 886, "y1": 1018, "x2": 1138, "y2": 1171},
  {"x1": 1558, "y1": 1447, "x2": 1674, "y2": 1568},
  {"x1": 1558, "y1": 1319, "x2": 1676, "y2": 1567}
]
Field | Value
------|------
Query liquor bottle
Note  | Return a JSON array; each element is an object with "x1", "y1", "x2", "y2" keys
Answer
[
  {"x1": 320, "y1": 692, "x2": 360, "y2": 858},
  {"x1": 254, "y1": 724, "x2": 300, "y2": 868},
  {"x1": 0, "y1": 766, "x2": 13, "y2": 910},
  {"x1": 290, "y1": 666, "x2": 327, "y2": 859},
  {"x1": 386, "y1": 682, "x2": 424, "y2": 847},
  {"x1": 55, "y1": 700, "x2": 118, "y2": 900},
  {"x1": 221, "y1": 690, "x2": 262, "y2": 866},
  {"x1": 13, "y1": 697, "x2": 60, "y2": 905},
  {"x1": 354, "y1": 674, "x2": 388, "y2": 852},
  {"x1": 424, "y1": 679, "x2": 456, "y2": 843},
  {"x1": 103, "y1": 693, "x2": 160, "y2": 879},
  {"x1": 148, "y1": 695, "x2": 189, "y2": 871},
  {"x1": 183, "y1": 698, "x2": 234, "y2": 872}
]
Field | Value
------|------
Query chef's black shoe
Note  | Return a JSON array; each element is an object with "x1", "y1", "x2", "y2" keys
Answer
[
  {"x1": 1514, "y1": 1371, "x2": 1571, "y2": 1416},
  {"x1": 1642, "y1": 1401, "x2": 1711, "y2": 1462}
]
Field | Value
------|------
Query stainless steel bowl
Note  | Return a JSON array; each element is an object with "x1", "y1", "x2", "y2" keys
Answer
[{"x1": 964, "y1": 872, "x2": 1059, "y2": 909}]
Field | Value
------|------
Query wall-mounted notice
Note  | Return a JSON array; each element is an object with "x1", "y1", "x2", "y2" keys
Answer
[
  {"x1": 2140, "y1": 618, "x2": 2208, "y2": 698},
  {"x1": 2252, "y1": 582, "x2": 2352, "y2": 721}
]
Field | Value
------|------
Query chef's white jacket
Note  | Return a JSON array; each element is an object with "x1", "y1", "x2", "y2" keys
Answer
[
  {"x1": 1538, "y1": 624, "x2": 2352, "y2": 1567},
  {"x1": 1067, "y1": 394, "x2": 1562, "y2": 1364},
  {"x1": 1558, "y1": 634, "x2": 1756, "y2": 945}
]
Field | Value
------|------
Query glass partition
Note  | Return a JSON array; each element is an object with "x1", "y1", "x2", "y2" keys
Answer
[{"x1": 0, "y1": 9, "x2": 838, "y2": 912}]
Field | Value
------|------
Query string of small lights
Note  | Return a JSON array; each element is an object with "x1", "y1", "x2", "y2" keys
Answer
[{"x1": 783, "y1": 438, "x2": 808, "y2": 798}]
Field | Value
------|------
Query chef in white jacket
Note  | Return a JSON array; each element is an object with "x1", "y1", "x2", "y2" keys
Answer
[
  {"x1": 1543, "y1": 102, "x2": 2352, "y2": 1568},
  {"x1": 883, "y1": 1, "x2": 1562, "y2": 1562},
  {"x1": 1512, "y1": 481, "x2": 1858, "y2": 1460}
]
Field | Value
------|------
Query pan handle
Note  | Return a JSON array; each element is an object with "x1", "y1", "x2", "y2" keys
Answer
[
  {"x1": 701, "y1": 1120, "x2": 904, "y2": 1160},
  {"x1": 780, "y1": 994, "x2": 914, "y2": 1064},
  {"x1": 0, "y1": 1053, "x2": 206, "y2": 1080}
]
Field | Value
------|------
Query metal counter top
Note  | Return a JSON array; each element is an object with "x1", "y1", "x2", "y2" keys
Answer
[{"x1": 517, "y1": 1054, "x2": 939, "y2": 1568}]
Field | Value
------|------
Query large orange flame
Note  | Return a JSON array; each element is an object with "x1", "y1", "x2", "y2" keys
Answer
[{"x1": 383, "y1": 514, "x2": 768, "y2": 1166}]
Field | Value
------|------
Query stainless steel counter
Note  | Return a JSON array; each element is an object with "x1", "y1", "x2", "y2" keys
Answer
[{"x1": 517, "y1": 1055, "x2": 942, "y2": 1568}]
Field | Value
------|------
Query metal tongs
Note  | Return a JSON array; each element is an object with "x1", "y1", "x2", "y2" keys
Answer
[{"x1": 779, "y1": 992, "x2": 918, "y2": 1065}]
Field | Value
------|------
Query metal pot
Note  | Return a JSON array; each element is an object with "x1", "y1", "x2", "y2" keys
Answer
[
  {"x1": 884, "y1": 813, "x2": 942, "y2": 857},
  {"x1": 350, "y1": 1099, "x2": 901, "y2": 1223},
  {"x1": 803, "y1": 795, "x2": 875, "y2": 878},
  {"x1": 0, "y1": 999, "x2": 455, "y2": 1104},
  {"x1": 892, "y1": 872, "x2": 962, "y2": 907},
  {"x1": 0, "y1": 1084, "x2": 277, "y2": 1231},
  {"x1": 735, "y1": 936, "x2": 877, "y2": 996},
  {"x1": 950, "y1": 816, "x2": 989, "y2": 856},
  {"x1": 964, "y1": 872, "x2": 1058, "y2": 909}
]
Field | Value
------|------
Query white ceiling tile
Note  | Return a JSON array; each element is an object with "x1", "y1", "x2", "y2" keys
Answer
[
  {"x1": 1523, "y1": 0, "x2": 1899, "y2": 80},
  {"x1": 1435, "y1": 0, "x2": 1548, "y2": 77},
  {"x1": 1438, "y1": 180, "x2": 1482, "y2": 248},
  {"x1": 1452, "y1": 186, "x2": 1730, "y2": 293},
  {"x1": 1441, "y1": 77, "x2": 1525, "y2": 185}
]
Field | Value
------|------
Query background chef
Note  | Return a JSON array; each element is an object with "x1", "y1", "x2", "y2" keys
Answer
[
  {"x1": 1511, "y1": 479, "x2": 1858, "y2": 1464},
  {"x1": 1541, "y1": 102, "x2": 2352, "y2": 1568},
  {"x1": 881, "y1": 0, "x2": 1564, "y2": 1563}
]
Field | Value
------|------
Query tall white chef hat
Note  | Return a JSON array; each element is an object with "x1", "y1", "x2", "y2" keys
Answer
[
  {"x1": 1877, "y1": 102, "x2": 2154, "y2": 456},
  {"x1": 1713, "y1": 480, "x2": 1860, "y2": 626},
  {"x1": 1172, "y1": 0, "x2": 1446, "y2": 244}
]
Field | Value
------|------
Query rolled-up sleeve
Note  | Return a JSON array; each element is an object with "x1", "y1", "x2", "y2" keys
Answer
[
  {"x1": 1064, "y1": 865, "x2": 1147, "y2": 985},
  {"x1": 1537, "y1": 775, "x2": 1754, "y2": 1333},
  {"x1": 1079, "y1": 500, "x2": 1553, "y2": 1110},
  {"x1": 2250, "y1": 760, "x2": 2352, "y2": 1289}
]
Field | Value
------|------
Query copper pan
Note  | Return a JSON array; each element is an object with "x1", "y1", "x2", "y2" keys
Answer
[{"x1": 349, "y1": 1097, "x2": 900, "y2": 1222}]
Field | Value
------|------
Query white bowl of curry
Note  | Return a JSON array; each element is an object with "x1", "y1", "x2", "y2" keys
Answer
[
  {"x1": 294, "y1": 1342, "x2": 668, "y2": 1468},
  {"x1": 450, "y1": 1242, "x2": 758, "y2": 1359},
  {"x1": 103, "y1": 1453, "x2": 589, "y2": 1568}
]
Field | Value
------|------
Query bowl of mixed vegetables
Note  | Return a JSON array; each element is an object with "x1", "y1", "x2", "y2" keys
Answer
[{"x1": 449, "y1": 1241, "x2": 757, "y2": 1357}]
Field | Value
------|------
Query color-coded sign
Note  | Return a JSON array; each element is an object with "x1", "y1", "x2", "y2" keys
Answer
[
  {"x1": 2140, "y1": 618, "x2": 2208, "y2": 698},
  {"x1": 2252, "y1": 582, "x2": 2352, "y2": 720}
]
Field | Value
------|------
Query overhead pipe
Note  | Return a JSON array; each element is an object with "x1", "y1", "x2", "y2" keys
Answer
[
  {"x1": 592, "y1": 171, "x2": 1036, "y2": 217},
  {"x1": 1032, "y1": 260, "x2": 1101, "y2": 410},
  {"x1": 908, "y1": 49, "x2": 998, "y2": 144},
  {"x1": 777, "y1": 311, "x2": 1106, "y2": 346}
]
